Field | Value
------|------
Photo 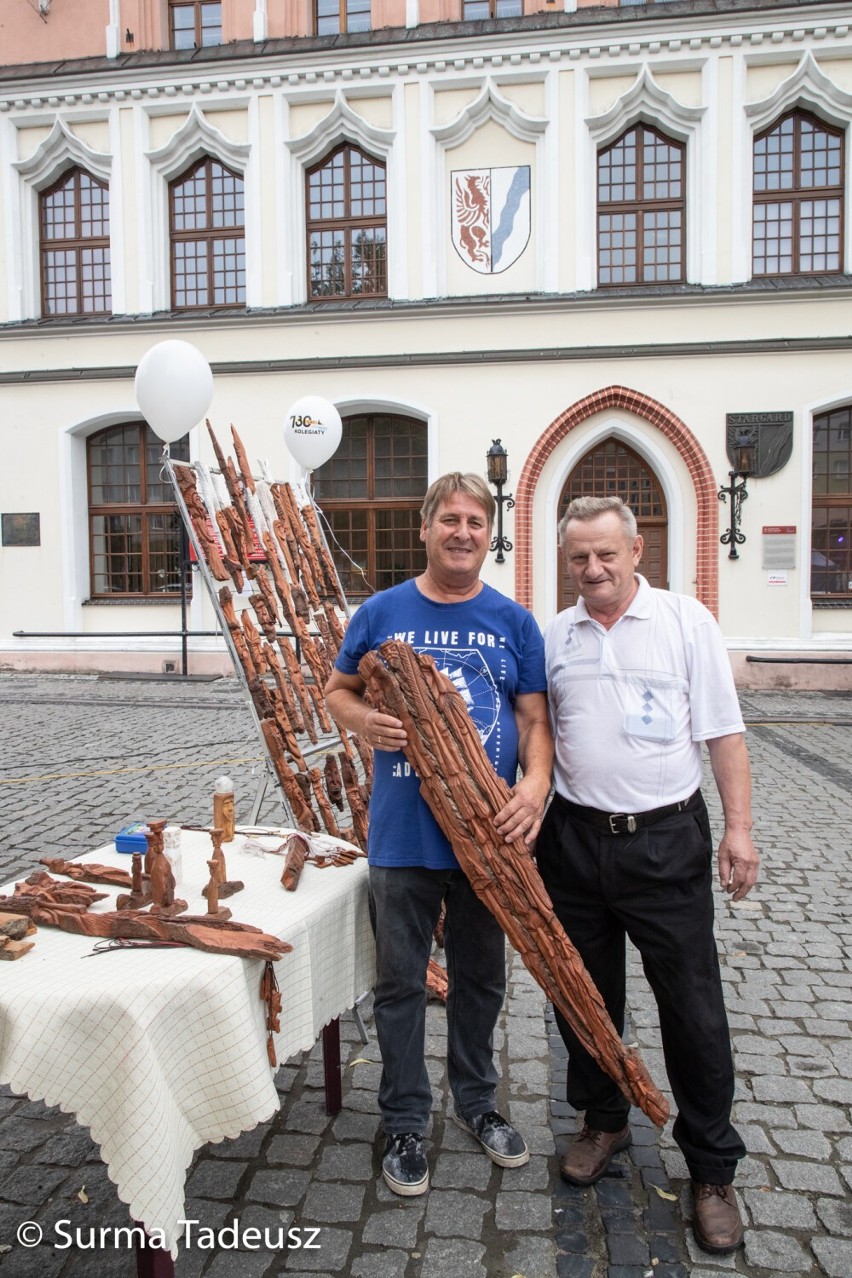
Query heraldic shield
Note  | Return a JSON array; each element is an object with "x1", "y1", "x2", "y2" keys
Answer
[{"x1": 451, "y1": 166, "x2": 531, "y2": 274}]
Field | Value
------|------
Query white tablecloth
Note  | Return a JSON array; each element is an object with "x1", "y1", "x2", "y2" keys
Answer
[{"x1": 0, "y1": 830, "x2": 375, "y2": 1254}]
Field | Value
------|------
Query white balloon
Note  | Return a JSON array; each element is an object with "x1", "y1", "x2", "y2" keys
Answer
[
  {"x1": 284, "y1": 395, "x2": 343, "y2": 471},
  {"x1": 135, "y1": 340, "x2": 214, "y2": 444}
]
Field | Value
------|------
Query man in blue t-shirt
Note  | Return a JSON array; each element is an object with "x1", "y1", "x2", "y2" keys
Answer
[{"x1": 325, "y1": 472, "x2": 553, "y2": 1197}]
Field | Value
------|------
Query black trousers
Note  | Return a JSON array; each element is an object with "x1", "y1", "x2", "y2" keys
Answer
[{"x1": 536, "y1": 791, "x2": 746, "y2": 1185}]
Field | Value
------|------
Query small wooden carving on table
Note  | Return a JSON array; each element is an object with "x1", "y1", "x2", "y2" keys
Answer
[
  {"x1": 280, "y1": 833, "x2": 309, "y2": 891},
  {"x1": 202, "y1": 828, "x2": 244, "y2": 900},
  {"x1": 116, "y1": 853, "x2": 150, "y2": 911},
  {"x1": 203, "y1": 859, "x2": 232, "y2": 921},
  {"x1": 0, "y1": 913, "x2": 36, "y2": 960},
  {"x1": 359, "y1": 640, "x2": 670, "y2": 1128},
  {"x1": 147, "y1": 836, "x2": 188, "y2": 918}
]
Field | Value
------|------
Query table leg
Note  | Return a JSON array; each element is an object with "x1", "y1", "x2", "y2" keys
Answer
[
  {"x1": 322, "y1": 1017, "x2": 342, "y2": 1114},
  {"x1": 135, "y1": 1230, "x2": 175, "y2": 1278}
]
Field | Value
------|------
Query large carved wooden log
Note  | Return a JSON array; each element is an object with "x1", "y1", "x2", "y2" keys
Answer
[
  {"x1": 339, "y1": 752, "x2": 370, "y2": 850},
  {"x1": 358, "y1": 641, "x2": 670, "y2": 1128},
  {"x1": 230, "y1": 424, "x2": 256, "y2": 495},
  {"x1": 276, "y1": 638, "x2": 318, "y2": 743},
  {"x1": 259, "y1": 719, "x2": 319, "y2": 832},
  {"x1": 300, "y1": 499, "x2": 347, "y2": 610}
]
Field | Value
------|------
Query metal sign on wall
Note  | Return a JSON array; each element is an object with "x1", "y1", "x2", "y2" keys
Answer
[{"x1": 726, "y1": 412, "x2": 793, "y2": 478}]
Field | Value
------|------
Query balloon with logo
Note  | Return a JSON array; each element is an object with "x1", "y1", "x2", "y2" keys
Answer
[
  {"x1": 135, "y1": 340, "x2": 214, "y2": 444},
  {"x1": 284, "y1": 395, "x2": 343, "y2": 472}
]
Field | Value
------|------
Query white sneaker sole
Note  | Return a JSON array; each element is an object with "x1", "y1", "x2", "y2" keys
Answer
[
  {"x1": 452, "y1": 1115, "x2": 531, "y2": 1168},
  {"x1": 382, "y1": 1166, "x2": 429, "y2": 1196}
]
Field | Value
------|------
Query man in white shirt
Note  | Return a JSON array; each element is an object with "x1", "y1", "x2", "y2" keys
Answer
[{"x1": 536, "y1": 495, "x2": 759, "y2": 1256}]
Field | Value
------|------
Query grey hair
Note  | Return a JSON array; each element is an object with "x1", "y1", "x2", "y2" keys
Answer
[
  {"x1": 420, "y1": 472, "x2": 496, "y2": 529},
  {"x1": 558, "y1": 496, "x2": 638, "y2": 545}
]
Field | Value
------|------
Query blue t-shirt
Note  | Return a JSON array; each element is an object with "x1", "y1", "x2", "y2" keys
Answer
[{"x1": 334, "y1": 578, "x2": 547, "y2": 869}]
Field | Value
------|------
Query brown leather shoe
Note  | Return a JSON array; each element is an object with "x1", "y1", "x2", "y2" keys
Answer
[
  {"x1": 691, "y1": 1181, "x2": 744, "y2": 1254},
  {"x1": 558, "y1": 1124, "x2": 630, "y2": 1186}
]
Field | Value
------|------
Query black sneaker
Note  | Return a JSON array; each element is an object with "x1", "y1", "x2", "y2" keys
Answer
[
  {"x1": 454, "y1": 1110, "x2": 530, "y2": 1168},
  {"x1": 382, "y1": 1132, "x2": 429, "y2": 1196}
]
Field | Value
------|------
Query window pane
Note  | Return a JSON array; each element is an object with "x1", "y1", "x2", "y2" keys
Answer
[
  {"x1": 799, "y1": 198, "x2": 841, "y2": 272},
  {"x1": 43, "y1": 250, "x2": 77, "y2": 315},
  {"x1": 323, "y1": 508, "x2": 369, "y2": 597},
  {"x1": 350, "y1": 227, "x2": 386, "y2": 295},
  {"x1": 346, "y1": 0, "x2": 371, "y2": 31},
  {"x1": 200, "y1": 2, "x2": 222, "y2": 45},
  {"x1": 374, "y1": 509, "x2": 426, "y2": 591},
  {"x1": 173, "y1": 239, "x2": 209, "y2": 308},
  {"x1": 91, "y1": 513, "x2": 143, "y2": 594},
  {"x1": 598, "y1": 213, "x2": 637, "y2": 285},
  {"x1": 812, "y1": 407, "x2": 852, "y2": 598},
  {"x1": 752, "y1": 201, "x2": 793, "y2": 275},
  {"x1": 316, "y1": 0, "x2": 341, "y2": 33},
  {"x1": 148, "y1": 512, "x2": 184, "y2": 592}
]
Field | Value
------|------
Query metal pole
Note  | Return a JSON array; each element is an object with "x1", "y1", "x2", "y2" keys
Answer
[{"x1": 179, "y1": 522, "x2": 189, "y2": 677}]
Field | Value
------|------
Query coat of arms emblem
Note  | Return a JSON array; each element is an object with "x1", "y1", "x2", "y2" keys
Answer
[{"x1": 451, "y1": 166, "x2": 531, "y2": 275}]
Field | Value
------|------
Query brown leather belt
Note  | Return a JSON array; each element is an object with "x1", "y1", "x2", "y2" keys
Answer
[{"x1": 553, "y1": 789, "x2": 700, "y2": 836}]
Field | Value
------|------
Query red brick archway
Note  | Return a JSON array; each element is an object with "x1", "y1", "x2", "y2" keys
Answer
[{"x1": 513, "y1": 386, "x2": 719, "y2": 615}]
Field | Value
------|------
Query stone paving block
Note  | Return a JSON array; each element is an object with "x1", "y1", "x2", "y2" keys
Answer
[
  {"x1": 813, "y1": 1236, "x2": 852, "y2": 1278},
  {"x1": 423, "y1": 1190, "x2": 489, "y2": 1239},
  {"x1": 504, "y1": 1233, "x2": 559, "y2": 1275},
  {"x1": 419, "y1": 1236, "x2": 486, "y2": 1277},
  {"x1": 816, "y1": 1197, "x2": 852, "y2": 1236},
  {"x1": 185, "y1": 1159, "x2": 246, "y2": 1201},
  {"x1": 794, "y1": 1103, "x2": 851, "y2": 1132},
  {"x1": 361, "y1": 1203, "x2": 424, "y2": 1249},
  {"x1": 743, "y1": 1231, "x2": 812, "y2": 1273},
  {"x1": 278, "y1": 1225, "x2": 352, "y2": 1271},
  {"x1": 773, "y1": 1130, "x2": 832, "y2": 1159},
  {"x1": 246, "y1": 1169, "x2": 311, "y2": 1208},
  {"x1": 751, "y1": 1076, "x2": 814, "y2": 1103},
  {"x1": 742, "y1": 1188, "x2": 817, "y2": 1229},
  {"x1": 771, "y1": 1159, "x2": 846, "y2": 1195},
  {"x1": 314, "y1": 1145, "x2": 374, "y2": 1182},
  {"x1": 494, "y1": 1190, "x2": 551, "y2": 1232},
  {"x1": 301, "y1": 1183, "x2": 365, "y2": 1223},
  {"x1": 265, "y1": 1133, "x2": 323, "y2": 1167},
  {"x1": 430, "y1": 1152, "x2": 491, "y2": 1192},
  {"x1": 348, "y1": 1250, "x2": 409, "y2": 1278}
]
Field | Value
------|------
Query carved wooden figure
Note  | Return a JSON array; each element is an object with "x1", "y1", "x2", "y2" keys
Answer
[{"x1": 359, "y1": 640, "x2": 670, "y2": 1128}]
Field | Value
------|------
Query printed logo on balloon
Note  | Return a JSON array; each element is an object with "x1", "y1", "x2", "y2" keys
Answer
[{"x1": 284, "y1": 395, "x2": 343, "y2": 473}]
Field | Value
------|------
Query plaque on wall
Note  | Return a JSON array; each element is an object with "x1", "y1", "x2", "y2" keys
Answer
[
  {"x1": 1, "y1": 513, "x2": 40, "y2": 547},
  {"x1": 726, "y1": 412, "x2": 793, "y2": 478}
]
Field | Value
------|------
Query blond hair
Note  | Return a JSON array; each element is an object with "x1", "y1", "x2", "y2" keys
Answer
[{"x1": 420, "y1": 472, "x2": 496, "y2": 529}]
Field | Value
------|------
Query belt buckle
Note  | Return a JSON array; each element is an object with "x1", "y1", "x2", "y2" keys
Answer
[{"x1": 609, "y1": 813, "x2": 637, "y2": 835}]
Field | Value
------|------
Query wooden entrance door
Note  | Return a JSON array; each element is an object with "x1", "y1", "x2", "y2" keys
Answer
[{"x1": 557, "y1": 439, "x2": 668, "y2": 610}]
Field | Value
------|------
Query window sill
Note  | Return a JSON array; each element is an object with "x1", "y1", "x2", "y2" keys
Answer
[{"x1": 83, "y1": 596, "x2": 191, "y2": 606}]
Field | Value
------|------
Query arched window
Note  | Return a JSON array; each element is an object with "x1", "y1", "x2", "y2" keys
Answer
[
  {"x1": 753, "y1": 109, "x2": 844, "y2": 277},
  {"x1": 556, "y1": 439, "x2": 668, "y2": 610},
  {"x1": 597, "y1": 125, "x2": 685, "y2": 286},
  {"x1": 169, "y1": 156, "x2": 245, "y2": 310},
  {"x1": 812, "y1": 405, "x2": 852, "y2": 601},
  {"x1": 312, "y1": 414, "x2": 427, "y2": 598},
  {"x1": 40, "y1": 167, "x2": 111, "y2": 317},
  {"x1": 87, "y1": 424, "x2": 190, "y2": 598},
  {"x1": 306, "y1": 145, "x2": 387, "y2": 300}
]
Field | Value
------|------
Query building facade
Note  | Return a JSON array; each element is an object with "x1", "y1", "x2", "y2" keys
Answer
[{"x1": 1, "y1": 0, "x2": 850, "y2": 684}]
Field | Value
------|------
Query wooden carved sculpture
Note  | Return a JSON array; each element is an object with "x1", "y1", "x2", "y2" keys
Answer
[
  {"x1": 260, "y1": 961, "x2": 283, "y2": 1066},
  {"x1": 173, "y1": 426, "x2": 371, "y2": 844},
  {"x1": 0, "y1": 878, "x2": 287, "y2": 962},
  {"x1": 358, "y1": 640, "x2": 670, "y2": 1128},
  {"x1": 40, "y1": 859, "x2": 133, "y2": 889},
  {"x1": 203, "y1": 828, "x2": 244, "y2": 899},
  {"x1": 116, "y1": 853, "x2": 150, "y2": 911},
  {"x1": 280, "y1": 833, "x2": 310, "y2": 891}
]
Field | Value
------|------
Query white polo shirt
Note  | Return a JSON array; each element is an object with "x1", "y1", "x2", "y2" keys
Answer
[{"x1": 545, "y1": 575, "x2": 745, "y2": 812}]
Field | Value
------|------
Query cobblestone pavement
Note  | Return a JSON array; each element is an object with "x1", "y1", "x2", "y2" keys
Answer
[{"x1": 0, "y1": 674, "x2": 849, "y2": 1277}]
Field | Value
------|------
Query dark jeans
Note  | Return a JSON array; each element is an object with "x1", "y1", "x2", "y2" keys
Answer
[
  {"x1": 536, "y1": 792, "x2": 746, "y2": 1185},
  {"x1": 368, "y1": 864, "x2": 506, "y2": 1136}
]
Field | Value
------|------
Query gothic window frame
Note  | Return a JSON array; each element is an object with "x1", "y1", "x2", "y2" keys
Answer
[
  {"x1": 596, "y1": 122, "x2": 686, "y2": 288},
  {"x1": 39, "y1": 166, "x2": 112, "y2": 318},
  {"x1": 87, "y1": 423, "x2": 191, "y2": 600},
  {"x1": 168, "y1": 154, "x2": 246, "y2": 311},
  {"x1": 752, "y1": 108, "x2": 845, "y2": 278},
  {"x1": 305, "y1": 143, "x2": 388, "y2": 302}
]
